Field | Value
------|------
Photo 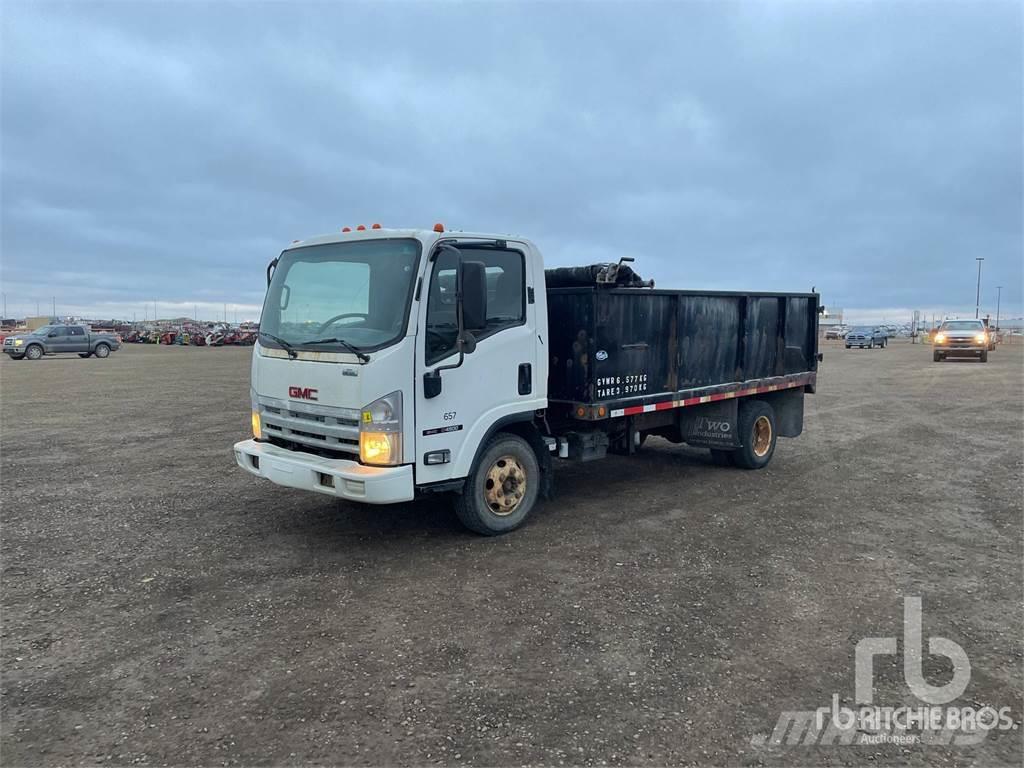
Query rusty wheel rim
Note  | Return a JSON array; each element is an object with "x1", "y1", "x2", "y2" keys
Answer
[
  {"x1": 752, "y1": 415, "x2": 772, "y2": 457},
  {"x1": 484, "y1": 455, "x2": 527, "y2": 516}
]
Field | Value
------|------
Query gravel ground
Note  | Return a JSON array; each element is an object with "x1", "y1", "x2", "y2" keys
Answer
[{"x1": 1, "y1": 340, "x2": 1021, "y2": 767}]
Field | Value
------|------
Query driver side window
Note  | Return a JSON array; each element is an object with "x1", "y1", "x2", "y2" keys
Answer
[{"x1": 424, "y1": 246, "x2": 526, "y2": 365}]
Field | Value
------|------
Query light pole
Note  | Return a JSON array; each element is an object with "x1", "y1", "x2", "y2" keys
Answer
[
  {"x1": 996, "y1": 286, "x2": 1002, "y2": 331},
  {"x1": 975, "y1": 257, "x2": 984, "y2": 318}
]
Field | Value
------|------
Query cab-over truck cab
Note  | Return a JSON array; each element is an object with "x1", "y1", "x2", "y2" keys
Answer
[{"x1": 234, "y1": 227, "x2": 548, "y2": 532}]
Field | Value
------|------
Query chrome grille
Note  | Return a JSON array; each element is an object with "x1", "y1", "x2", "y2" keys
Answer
[{"x1": 257, "y1": 396, "x2": 360, "y2": 454}]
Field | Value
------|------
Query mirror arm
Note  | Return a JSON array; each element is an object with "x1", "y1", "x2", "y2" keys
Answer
[
  {"x1": 432, "y1": 348, "x2": 465, "y2": 377},
  {"x1": 266, "y1": 258, "x2": 279, "y2": 286}
]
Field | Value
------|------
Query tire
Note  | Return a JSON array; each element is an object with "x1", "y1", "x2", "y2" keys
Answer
[
  {"x1": 454, "y1": 433, "x2": 540, "y2": 535},
  {"x1": 979, "y1": 350, "x2": 988, "y2": 363},
  {"x1": 868, "y1": 341, "x2": 874, "y2": 349},
  {"x1": 24, "y1": 344, "x2": 43, "y2": 360},
  {"x1": 710, "y1": 449, "x2": 734, "y2": 467},
  {"x1": 8, "y1": 354, "x2": 24, "y2": 361},
  {"x1": 94, "y1": 343, "x2": 110, "y2": 359},
  {"x1": 933, "y1": 351, "x2": 942, "y2": 362},
  {"x1": 732, "y1": 400, "x2": 777, "y2": 470},
  {"x1": 78, "y1": 353, "x2": 92, "y2": 358},
  {"x1": 845, "y1": 345, "x2": 851, "y2": 350}
]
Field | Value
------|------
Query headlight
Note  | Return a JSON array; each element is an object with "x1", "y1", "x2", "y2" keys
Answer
[
  {"x1": 14, "y1": 339, "x2": 23, "y2": 346},
  {"x1": 974, "y1": 333, "x2": 987, "y2": 344},
  {"x1": 934, "y1": 333, "x2": 946, "y2": 344},
  {"x1": 251, "y1": 410, "x2": 262, "y2": 440},
  {"x1": 360, "y1": 391, "x2": 402, "y2": 466}
]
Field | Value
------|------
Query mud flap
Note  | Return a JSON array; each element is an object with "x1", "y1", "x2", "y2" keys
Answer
[{"x1": 678, "y1": 399, "x2": 740, "y2": 449}]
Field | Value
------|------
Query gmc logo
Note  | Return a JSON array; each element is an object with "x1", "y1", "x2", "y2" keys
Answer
[{"x1": 288, "y1": 386, "x2": 318, "y2": 401}]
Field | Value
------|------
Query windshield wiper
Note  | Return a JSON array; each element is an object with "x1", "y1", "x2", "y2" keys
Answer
[
  {"x1": 259, "y1": 332, "x2": 297, "y2": 359},
  {"x1": 301, "y1": 338, "x2": 370, "y2": 362}
]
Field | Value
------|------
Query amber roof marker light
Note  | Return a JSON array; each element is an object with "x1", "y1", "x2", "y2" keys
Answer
[
  {"x1": 356, "y1": 224, "x2": 366, "y2": 231},
  {"x1": 341, "y1": 227, "x2": 351, "y2": 232},
  {"x1": 371, "y1": 223, "x2": 382, "y2": 229},
  {"x1": 433, "y1": 222, "x2": 445, "y2": 232}
]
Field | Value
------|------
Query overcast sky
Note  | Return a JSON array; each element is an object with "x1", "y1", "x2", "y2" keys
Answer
[{"x1": 2, "y1": 1, "x2": 1021, "y2": 324}]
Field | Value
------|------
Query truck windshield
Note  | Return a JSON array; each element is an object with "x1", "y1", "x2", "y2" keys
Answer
[
  {"x1": 941, "y1": 321, "x2": 983, "y2": 330},
  {"x1": 260, "y1": 239, "x2": 421, "y2": 354}
]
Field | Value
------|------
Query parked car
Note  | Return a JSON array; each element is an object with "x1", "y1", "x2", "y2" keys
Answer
[
  {"x1": 845, "y1": 326, "x2": 887, "y2": 349},
  {"x1": 932, "y1": 319, "x2": 989, "y2": 363},
  {"x1": 825, "y1": 328, "x2": 843, "y2": 339},
  {"x1": 2, "y1": 324, "x2": 121, "y2": 360}
]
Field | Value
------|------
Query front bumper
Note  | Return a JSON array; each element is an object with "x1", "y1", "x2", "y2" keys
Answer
[
  {"x1": 935, "y1": 344, "x2": 984, "y2": 356},
  {"x1": 233, "y1": 439, "x2": 414, "y2": 504}
]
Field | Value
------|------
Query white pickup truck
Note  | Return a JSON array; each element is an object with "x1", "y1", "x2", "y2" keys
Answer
[{"x1": 234, "y1": 225, "x2": 819, "y2": 534}]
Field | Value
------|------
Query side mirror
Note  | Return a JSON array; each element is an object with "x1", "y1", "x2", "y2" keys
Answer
[{"x1": 460, "y1": 260, "x2": 487, "y2": 333}]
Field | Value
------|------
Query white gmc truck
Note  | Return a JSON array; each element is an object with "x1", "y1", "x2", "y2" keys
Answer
[{"x1": 234, "y1": 225, "x2": 820, "y2": 534}]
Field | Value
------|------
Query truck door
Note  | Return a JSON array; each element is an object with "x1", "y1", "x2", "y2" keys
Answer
[
  {"x1": 67, "y1": 326, "x2": 88, "y2": 352},
  {"x1": 47, "y1": 326, "x2": 70, "y2": 352},
  {"x1": 414, "y1": 241, "x2": 542, "y2": 485}
]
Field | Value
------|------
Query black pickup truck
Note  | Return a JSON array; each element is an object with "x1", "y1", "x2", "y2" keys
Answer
[{"x1": 3, "y1": 324, "x2": 120, "y2": 360}]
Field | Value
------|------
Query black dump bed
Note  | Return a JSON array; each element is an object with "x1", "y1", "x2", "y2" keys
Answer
[{"x1": 545, "y1": 267, "x2": 820, "y2": 412}]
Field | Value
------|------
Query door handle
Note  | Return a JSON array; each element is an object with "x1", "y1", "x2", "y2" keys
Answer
[{"x1": 518, "y1": 363, "x2": 532, "y2": 395}]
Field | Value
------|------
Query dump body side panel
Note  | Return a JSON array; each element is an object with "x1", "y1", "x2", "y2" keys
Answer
[{"x1": 546, "y1": 288, "x2": 819, "y2": 414}]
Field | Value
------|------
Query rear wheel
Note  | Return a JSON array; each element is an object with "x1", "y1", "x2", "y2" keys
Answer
[
  {"x1": 94, "y1": 343, "x2": 110, "y2": 359},
  {"x1": 25, "y1": 344, "x2": 43, "y2": 361},
  {"x1": 454, "y1": 433, "x2": 540, "y2": 535},
  {"x1": 732, "y1": 400, "x2": 777, "y2": 470}
]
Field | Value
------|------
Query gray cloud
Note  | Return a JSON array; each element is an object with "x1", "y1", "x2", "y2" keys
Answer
[{"x1": 2, "y1": 1, "x2": 1021, "y2": 323}]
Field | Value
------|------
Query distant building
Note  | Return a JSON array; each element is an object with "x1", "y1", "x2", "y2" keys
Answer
[{"x1": 25, "y1": 316, "x2": 57, "y2": 330}]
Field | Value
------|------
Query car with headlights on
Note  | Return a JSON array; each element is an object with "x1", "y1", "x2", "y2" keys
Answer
[
  {"x1": 845, "y1": 326, "x2": 887, "y2": 349},
  {"x1": 932, "y1": 319, "x2": 989, "y2": 363}
]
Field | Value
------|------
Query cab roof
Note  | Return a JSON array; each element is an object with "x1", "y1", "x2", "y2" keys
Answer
[{"x1": 283, "y1": 228, "x2": 530, "y2": 252}]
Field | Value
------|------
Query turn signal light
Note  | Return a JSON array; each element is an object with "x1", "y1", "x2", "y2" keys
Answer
[{"x1": 251, "y1": 410, "x2": 262, "y2": 440}]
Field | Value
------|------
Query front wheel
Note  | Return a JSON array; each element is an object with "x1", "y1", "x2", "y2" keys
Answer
[
  {"x1": 933, "y1": 351, "x2": 943, "y2": 362},
  {"x1": 78, "y1": 353, "x2": 92, "y2": 358},
  {"x1": 732, "y1": 400, "x2": 777, "y2": 470},
  {"x1": 979, "y1": 350, "x2": 988, "y2": 363},
  {"x1": 454, "y1": 433, "x2": 540, "y2": 535},
  {"x1": 24, "y1": 344, "x2": 43, "y2": 361},
  {"x1": 94, "y1": 344, "x2": 110, "y2": 359}
]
